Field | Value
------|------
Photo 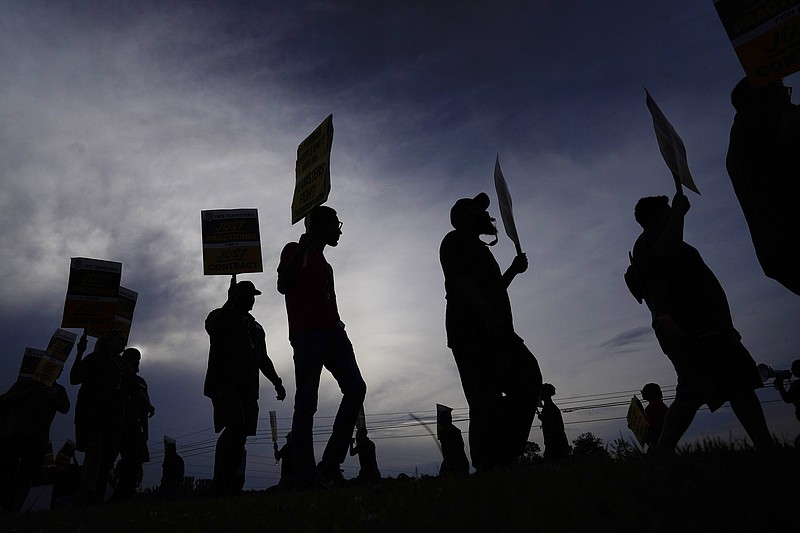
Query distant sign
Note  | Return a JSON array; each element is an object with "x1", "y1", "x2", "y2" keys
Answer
[
  {"x1": 19, "y1": 347, "x2": 44, "y2": 380},
  {"x1": 645, "y1": 88, "x2": 700, "y2": 195},
  {"x1": 291, "y1": 114, "x2": 334, "y2": 224},
  {"x1": 45, "y1": 328, "x2": 78, "y2": 362},
  {"x1": 626, "y1": 396, "x2": 649, "y2": 447},
  {"x1": 18, "y1": 330, "x2": 77, "y2": 386},
  {"x1": 269, "y1": 411, "x2": 278, "y2": 443},
  {"x1": 201, "y1": 209, "x2": 263, "y2": 275},
  {"x1": 86, "y1": 286, "x2": 138, "y2": 339},
  {"x1": 714, "y1": 0, "x2": 800, "y2": 87},
  {"x1": 61, "y1": 258, "x2": 122, "y2": 331}
]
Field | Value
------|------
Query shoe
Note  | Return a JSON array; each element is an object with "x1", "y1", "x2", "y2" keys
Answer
[{"x1": 315, "y1": 462, "x2": 346, "y2": 490}]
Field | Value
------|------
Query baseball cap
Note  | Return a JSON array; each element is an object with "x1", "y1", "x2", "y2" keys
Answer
[{"x1": 236, "y1": 280, "x2": 262, "y2": 296}]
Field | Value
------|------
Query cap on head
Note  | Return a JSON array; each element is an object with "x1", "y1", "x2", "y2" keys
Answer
[
  {"x1": 450, "y1": 192, "x2": 491, "y2": 230},
  {"x1": 236, "y1": 280, "x2": 261, "y2": 296}
]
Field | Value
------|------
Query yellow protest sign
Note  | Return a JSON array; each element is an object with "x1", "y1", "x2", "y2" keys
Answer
[
  {"x1": 715, "y1": 0, "x2": 800, "y2": 87},
  {"x1": 291, "y1": 114, "x2": 334, "y2": 224},
  {"x1": 626, "y1": 396, "x2": 649, "y2": 447},
  {"x1": 61, "y1": 258, "x2": 122, "y2": 332},
  {"x1": 201, "y1": 209, "x2": 263, "y2": 275},
  {"x1": 19, "y1": 347, "x2": 44, "y2": 380},
  {"x1": 45, "y1": 329, "x2": 77, "y2": 362},
  {"x1": 86, "y1": 286, "x2": 138, "y2": 339}
]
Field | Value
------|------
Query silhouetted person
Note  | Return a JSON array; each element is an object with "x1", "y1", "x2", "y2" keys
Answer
[
  {"x1": 774, "y1": 359, "x2": 800, "y2": 421},
  {"x1": 439, "y1": 192, "x2": 543, "y2": 471},
  {"x1": 726, "y1": 77, "x2": 800, "y2": 295},
  {"x1": 277, "y1": 205, "x2": 367, "y2": 489},
  {"x1": 204, "y1": 278, "x2": 286, "y2": 496},
  {"x1": 437, "y1": 407, "x2": 469, "y2": 476},
  {"x1": 538, "y1": 383, "x2": 569, "y2": 464},
  {"x1": 158, "y1": 440, "x2": 185, "y2": 501},
  {"x1": 630, "y1": 192, "x2": 773, "y2": 451},
  {"x1": 70, "y1": 330, "x2": 134, "y2": 505},
  {"x1": 0, "y1": 377, "x2": 69, "y2": 513},
  {"x1": 112, "y1": 348, "x2": 155, "y2": 502},
  {"x1": 273, "y1": 432, "x2": 293, "y2": 490},
  {"x1": 640, "y1": 383, "x2": 668, "y2": 449},
  {"x1": 349, "y1": 427, "x2": 380, "y2": 484}
]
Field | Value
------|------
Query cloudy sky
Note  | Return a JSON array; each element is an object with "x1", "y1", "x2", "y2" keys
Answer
[{"x1": 2, "y1": 1, "x2": 799, "y2": 489}]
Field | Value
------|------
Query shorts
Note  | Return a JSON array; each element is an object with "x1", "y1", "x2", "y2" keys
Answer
[{"x1": 666, "y1": 330, "x2": 762, "y2": 412}]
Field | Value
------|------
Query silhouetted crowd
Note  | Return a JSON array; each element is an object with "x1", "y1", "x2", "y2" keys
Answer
[{"x1": 1, "y1": 76, "x2": 798, "y2": 514}]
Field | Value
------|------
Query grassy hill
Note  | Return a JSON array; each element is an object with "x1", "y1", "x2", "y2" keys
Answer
[{"x1": 5, "y1": 440, "x2": 798, "y2": 532}]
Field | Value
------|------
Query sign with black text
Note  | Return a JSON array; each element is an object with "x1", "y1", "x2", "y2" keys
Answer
[
  {"x1": 201, "y1": 209, "x2": 263, "y2": 275},
  {"x1": 714, "y1": 0, "x2": 800, "y2": 87},
  {"x1": 86, "y1": 286, "x2": 138, "y2": 339},
  {"x1": 292, "y1": 114, "x2": 334, "y2": 224},
  {"x1": 61, "y1": 258, "x2": 122, "y2": 331}
]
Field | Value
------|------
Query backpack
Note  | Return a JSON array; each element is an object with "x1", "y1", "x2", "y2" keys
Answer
[{"x1": 624, "y1": 251, "x2": 646, "y2": 304}]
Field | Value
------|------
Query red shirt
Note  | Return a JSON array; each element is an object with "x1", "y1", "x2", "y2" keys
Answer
[{"x1": 278, "y1": 241, "x2": 340, "y2": 338}]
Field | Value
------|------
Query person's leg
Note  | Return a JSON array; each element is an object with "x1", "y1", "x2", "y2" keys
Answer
[
  {"x1": 453, "y1": 343, "x2": 503, "y2": 471},
  {"x1": 320, "y1": 328, "x2": 366, "y2": 470},
  {"x1": 78, "y1": 441, "x2": 103, "y2": 505},
  {"x1": 730, "y1": 390, "x2": 774, "y2": 450},
  {"x1": 656, "y1": 397, "x2": 700, "y2": 451},
  {"x1": 96, "y1": 422, "x2": 122, "y2": 504},
  {"x1": 290, "y1": 331, "x2": 326, "y2": 486},
  {"x1": 211, "y1": 392, "x2": 247, "y2": 495},
  {"x1": 501, "y1": 340, "x2": 542, "y2": 463}
]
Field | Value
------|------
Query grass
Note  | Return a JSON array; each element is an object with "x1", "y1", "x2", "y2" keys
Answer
[{"x1": 5, "y1": 441, "x2": 798, "y2": 532}]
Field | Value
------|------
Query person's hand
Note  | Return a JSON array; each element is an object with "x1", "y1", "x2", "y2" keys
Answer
[
  {"x1": 672, "y1": 191, "x2": 690, "y2": 216},
  {"x1": 510, "y1": 253, "x2": 528, "y2": 275},
  {"x1": 77, "y1": 331, "x2": 88, "y2": 355},
  {"x1": 227, "y1": 275, "x2": 238, "y2": 302},
  {"x1": 275, "y1": 383, "x2": 287, "y2": 401},
  {"x1": 147, "y1": 405, "x2": 156, "y2": 418},
  {"x1": 773, "y1": 378, "x2": 785, "y2": 391}
]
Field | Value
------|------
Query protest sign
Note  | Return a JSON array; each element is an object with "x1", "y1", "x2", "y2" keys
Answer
[
  {"x1": 493, "y1": 155, "x2": 523, "y2": 255},
  {"x1": 356, "y1": 405, "x2": 367, "y2": 430},
  {"x1": 715, "y1": 0, "x2": 800, "y2": 87},
  {"x1": 86, "y1": 286, "x2": 138, "y2": 339},
  {"x1": 291, "y1": 114, "x2": 334, "y2": 224},
  {"x1": 17, "y1": 330, "x2": 77, "y2": 386},
  {"x1": 61, "y1": 258, "x2": 122, "y2": 332},
  {"x1": 626, "y1": 396, "x2": 649, "y2": 447},
  {"x1": 201, "y1": 209, "x2": 263, "y2": 275},
  {"x1": 645, "y1": 88, "x2": 700, "y2": 194},
  {"x1": 269, "y1": 411, "x2": 278, "y2": 443},
  {"x1": 19, "y1": 348, "x2": 44, "y2": 380},
  {"x1": 45, "y1": 329, "x2": 77, "y2": 362}
]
